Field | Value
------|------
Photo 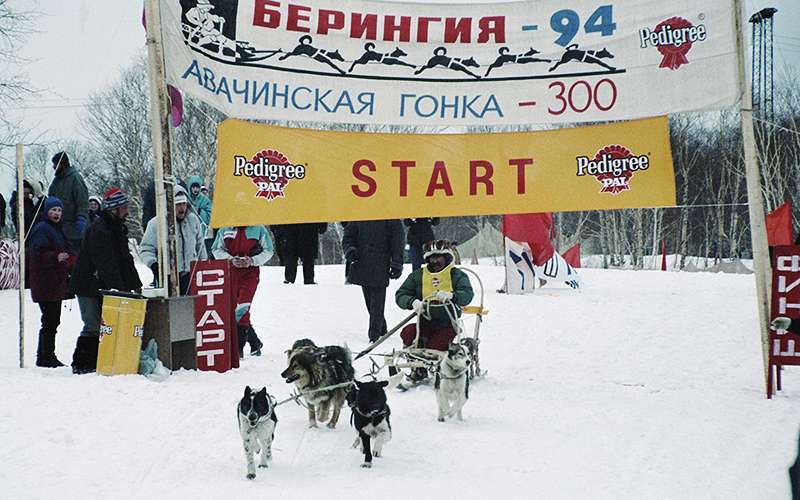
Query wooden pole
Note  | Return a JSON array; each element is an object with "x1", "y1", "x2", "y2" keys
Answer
[
  {"x1": 16, "y1": 144, "x2": 25, "y2": 368},
  {"x1": 734, "y1": 0, "x2": 772, "y2": 395},
  {"x1": 145, "y1": 0, "x2": 180, "y2": 297}
]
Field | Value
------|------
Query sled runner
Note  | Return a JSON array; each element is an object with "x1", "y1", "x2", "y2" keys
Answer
[{"x1": 364, "y1": 267, "x2": 488, "y2": 388}]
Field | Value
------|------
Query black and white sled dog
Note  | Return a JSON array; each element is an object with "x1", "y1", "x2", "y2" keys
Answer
[
  {"x1": 347, "y1": 380, "x2": 392, "y2": 468},
  {"x1": 238, "y1": 386, "x2": 277, "y2": 480},
  {"x1": 434, "y1": 342, "x2": 471, "y2": 422},
  {"x1": 281, "y1": 338, "x2": 354, "y2": 428}
]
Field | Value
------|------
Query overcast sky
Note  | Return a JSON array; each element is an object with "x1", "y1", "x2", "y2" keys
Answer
[{"x1": 3, "y1": 0, "x2": 800, "y2": 190}]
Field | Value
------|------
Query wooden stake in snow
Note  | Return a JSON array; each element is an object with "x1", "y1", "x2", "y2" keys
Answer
[
  {"x1": 145, "y1": 0, "x2": 180, "y2": 297},
  {"x1": 16, "y1": 144, "x2": 25, "y2": 369},
  {"x1": 734, "y1": 0, "x2": 772, "y2": 395}
]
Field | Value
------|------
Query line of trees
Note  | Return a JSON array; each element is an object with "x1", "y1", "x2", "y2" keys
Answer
[{"x1": 9, "y1": 53, "x2": 800, "y2": 267}]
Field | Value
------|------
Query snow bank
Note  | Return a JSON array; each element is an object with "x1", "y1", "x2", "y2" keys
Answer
[{"x1": 0, "y1": 264, "x2": 797, "y2": 499}]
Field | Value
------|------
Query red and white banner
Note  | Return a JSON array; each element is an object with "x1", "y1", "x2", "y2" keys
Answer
[
  {"x1": 768, "y1": 246, "x2": 800, "y2": 397},
  {"x1": 159, "y1": 0, "x2": 738, "y2": 126},
  {"x1": 190, "y1": 260, "x2": 239, "y2": 372}
]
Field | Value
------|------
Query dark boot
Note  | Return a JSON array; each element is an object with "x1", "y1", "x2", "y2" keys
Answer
[
  {"x1": 37, "y1": 302, "x2": 64, "y2": 367},
  {"x1": 237, "y1": 325, "x2": 248, "y2": 359},
  {"x1": 36, "y1": 330, "x2": 64, "y2": 368},
  {"x1": 247, "y1": 326, "x2": 263, "y2": 356},
  {"x1": 71, "y1": 336, "x2": 99, "y2": 375}
]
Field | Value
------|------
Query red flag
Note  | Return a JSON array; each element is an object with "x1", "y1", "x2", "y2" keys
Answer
[
  {"x1": 766, "y1": 201, "x2": 793, "y2": 246},
  {"x1": 502, "y1": 213, "x2": 555, "y2": 266},
  {"x1": 661, "y1": 238, "x2": 667, "y2": 271},
  {"x1": 562, "y1": 243, "x2": 581, "y2": 268},
  {"x1": 168, "y1": 85, "x2": 184, "y2": 127}
]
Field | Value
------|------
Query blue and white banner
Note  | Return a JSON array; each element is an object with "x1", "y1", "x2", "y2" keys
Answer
[{"x1": 160, "y1": 0, "x2": 738, "y2": 126}]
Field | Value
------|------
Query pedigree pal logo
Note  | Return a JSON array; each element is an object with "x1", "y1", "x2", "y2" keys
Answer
[
  {"x1": 233, "y1": 149, "x2": 306, "y2": 201},
  {"x1": 639, "y1": 16, "x2": 707, "y2": 70},
  {"x1": 576, "y1": 145, "x2": 650, "y2": 195}
]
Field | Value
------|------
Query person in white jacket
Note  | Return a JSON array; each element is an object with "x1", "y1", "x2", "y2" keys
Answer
[{"x1": 139, "y1": 187, "x2": 207, "y2": 295}]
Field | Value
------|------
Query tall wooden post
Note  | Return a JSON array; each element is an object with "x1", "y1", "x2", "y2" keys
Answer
[
  {"x1": 16, "y1": 144, "x2": 25, "y2": 368},
  {"x1": 734, "y1": 0, "x2": 772, "y2": 394},
  {"x1": 145, "y1": 0, "x2": 180, "y2": 297}
]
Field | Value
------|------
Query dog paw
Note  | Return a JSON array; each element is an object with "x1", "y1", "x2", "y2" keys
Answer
[
  {"x1": 372, "y1": 451, "x2": 381, "y2": 457},
  {"x1": 326, "y1": 422, "x2": 337, "y2": 429},
  {"x1": 258, "y1": 464, "x2": 268, "y2": 469},
  {"x1": 361, "y1": 462, "x2": 372, "y2": 469},
  {"x1": 437, "y1": 417, "x2": 445, "y2": 422},
  {"x1": 308, "y1": 422, "x2": 318, "y2": 429},
  {"x1": 246, "y1": 473, "x2": 256, "y2": 480}
]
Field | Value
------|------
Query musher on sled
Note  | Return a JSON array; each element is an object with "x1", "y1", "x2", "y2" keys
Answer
[{"x1": 394, "y1": 240, "x2": 474, "y2": 385}]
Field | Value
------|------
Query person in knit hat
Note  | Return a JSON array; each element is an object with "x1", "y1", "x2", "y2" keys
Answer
[
  {"x1": 27, "y1": 196, "x2": 77, "y2": 367},
  {"x1": 139, "y1": 186, "x2": 207, "y2": 294},
  {"x1": 87, "y1": 195, "x2": 102, "y2": 224},
  {"x1": 68, "y1": 187, "x2": 142, "y2": 374}
]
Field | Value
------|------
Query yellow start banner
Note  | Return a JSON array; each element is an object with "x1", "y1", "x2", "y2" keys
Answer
[{"x1": 211, "y1": 116, "x2": 675, "y2": 227}]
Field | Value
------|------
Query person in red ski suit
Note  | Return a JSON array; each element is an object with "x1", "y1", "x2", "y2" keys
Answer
[{"x1": 211, "y1": 226, "x2": 274, "y2": 358}]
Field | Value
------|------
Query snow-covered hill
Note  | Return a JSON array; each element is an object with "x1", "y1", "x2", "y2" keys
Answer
[{"x1": 0, "y1": 264, "x2": 797, "y2": 499}]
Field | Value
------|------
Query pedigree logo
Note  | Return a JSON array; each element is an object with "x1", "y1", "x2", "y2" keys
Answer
[
  {"x1": 233, "y1": 149, "x2": 306, "y2": 201},
  {"x1": 639, "y1": 16, "x2": 707, "y2": 70},
  {"x1": 576, "y1": 145, "x2": 650, "y2": 195}
]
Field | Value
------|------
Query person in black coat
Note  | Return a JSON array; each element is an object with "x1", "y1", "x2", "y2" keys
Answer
[
  {"x1": 274, "y1": 223, "x2": 327, "y2": 284},
  {"x1": 403, "y1": 218, "x2": 439, "y2": 269},
  {"x1": 69, "y1": 188, "x2": 142, "y2": 374},
  {"x1": 0, "y1": 192, "x2": 6, "y2": 231},
  {"x1": 10, "y1": 180, "x2": 41, "y2": 236},
  {"x1": 342, "y1": 220, "x2": 405, "y2": 341}
]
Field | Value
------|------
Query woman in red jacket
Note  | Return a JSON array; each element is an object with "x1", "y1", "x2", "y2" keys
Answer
[{"x1": 28, "y1": 196, "x2": 76, "y2": 367}]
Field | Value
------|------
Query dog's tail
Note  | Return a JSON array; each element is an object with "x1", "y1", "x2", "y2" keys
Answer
[{"x1": 566, "y1": 43, "x2": 579, "y2": 51}]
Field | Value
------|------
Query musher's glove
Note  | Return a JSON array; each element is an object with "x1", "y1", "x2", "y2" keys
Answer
[
  {"x1": 411, "y1": 299, "x2": 424, "y2": 313},
  {"x1": 389, "y1": 265, "x2": 403, "y2": 280},
  {"x1": 435, "y1": 290, "x2": 453, "y2": 302},
  {"x1": 771, "y1": 316, "x2": 792, "y2": 331}
]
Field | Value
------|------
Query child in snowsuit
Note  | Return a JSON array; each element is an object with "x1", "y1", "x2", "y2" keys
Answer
[{"x1": 212, "y1": 226, "x2": 273, "y2": 357}]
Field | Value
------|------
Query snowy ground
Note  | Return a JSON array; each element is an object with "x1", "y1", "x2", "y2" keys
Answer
[{"x1": 1, "y1": 263, "x2": 799, "y2": 499}]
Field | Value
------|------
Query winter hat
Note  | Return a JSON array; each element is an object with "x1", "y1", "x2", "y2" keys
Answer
[
  {"x1": 89, "y1": 195, "x2": 103, "y2": 207},
  {"x1": 43, "y1": 196, "x2": 63, "y2": 213},
  {"x1": 423, "y1": 239, "x2": 454, "y2": 263},
  {"x1": 102, "y1": 187, "x2": 129, "y2": 210},
  {"x1": 174, "y1": 189, "x2": 188, "y2": 206},
  {"x1": 51, "y1": 151, "x2": 70, "y2": 169}
]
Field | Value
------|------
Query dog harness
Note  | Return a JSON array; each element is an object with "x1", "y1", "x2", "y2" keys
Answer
[{"x1": 422, "y1": 263, "x2": 455, "y2": 300}]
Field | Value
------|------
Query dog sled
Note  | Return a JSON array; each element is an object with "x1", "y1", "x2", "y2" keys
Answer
[{"x1": 358, "y1": 267, "x2": 488, "y2": 388}]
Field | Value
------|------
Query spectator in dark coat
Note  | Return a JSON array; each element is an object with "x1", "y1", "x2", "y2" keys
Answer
[
  {"x1": 10, "y1": 180, "x2": 40, "y2": 236},
  {"x1": 342, "y1": 220, "x2": 405, "y2": 341},
  {"x1": 68, "y1": 187, "x2": 142, "y2": 374},
  {"x1": 48, "y1": 152, "x2": 89, "y2": 251},
  {"x1": 0, "y1": 192, "x2": 6, "y2": 231},
  {"x1": 274, "y1": 223, "x2": 327, "y2": 284},
  {"x1": 28, "y1": 196, "x2": 77, "y2": 367},
  {"x1": 11, "y1": 180, "x2": 44, "y2": 289},
  {"x1": 403, "y1": 218, "x2": 440, "y2": 269}
]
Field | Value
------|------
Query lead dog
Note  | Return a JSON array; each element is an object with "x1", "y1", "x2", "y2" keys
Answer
[
  {"x1": 434, "y1": 342, "x2": 470, "y2": 421},
  {"x1": 281, "y1": 339, "x2": 354, "y2": 428},
  {"x1": 238, "y1": 386, "x2": 277, "y2": 479},
  {"x1": 347, "y1": 380, "x2": 392, "y2": 468}
]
